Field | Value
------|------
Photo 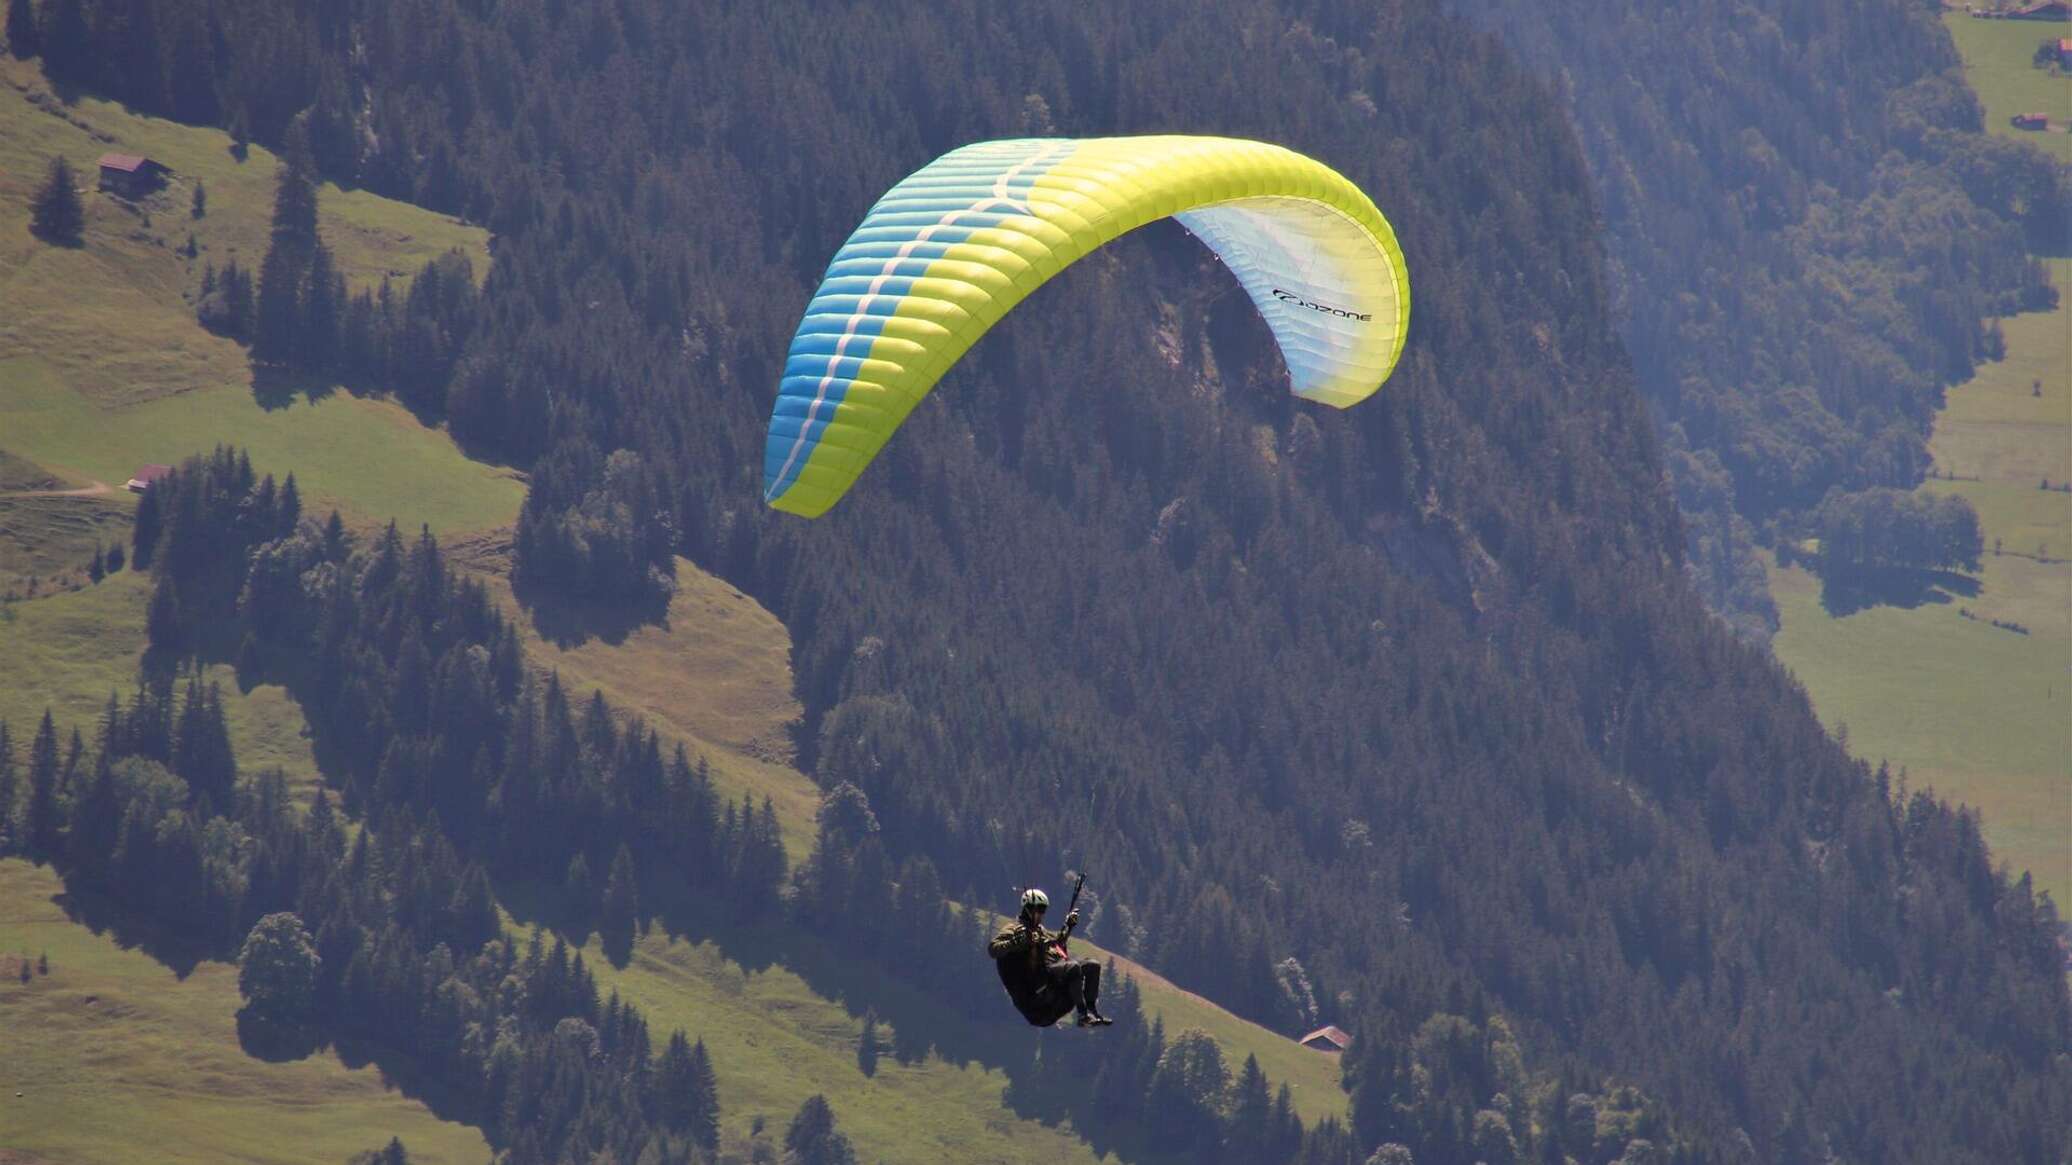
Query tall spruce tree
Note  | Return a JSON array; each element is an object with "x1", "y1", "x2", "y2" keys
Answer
[
  {"x1": 6, "y1": 0, "x2": 39, "y2": 59},
  {"x1": 254, "y1": 126, "x2": 319, "y2": 363},
  {"x1": 855, "y1": 1011, "x2": 879, "y2": 1078},
  {"x1": 599, "y1": 842, "x2": 639, "y2": 964},
  {"x1": 25, "y1": 710, "x2": 61, "y2": 860},
  {"x1": 29, "y1": 155, "x2": 84, "y2": 247},
  {"x1": 782, "y1": 1095, "x2": 857, "y2": 1165},
  {"x1": 686, "y1": 1037, "x2": 719, "y2": 1154},
  {"x1": 300, "y1": 242, "x2": 342, "y2": 372},
  {"x1": 130, "y1": 478, "x2": 162, "y2": 566},
  {"x1": 0, "y1": 722, "x2": 17, "y2": 854},
  {"x1": 33, "y1": 0, "x2": 82, "y2": 80},
  {"x1": 253, "y1": 240, "x2": 304, "y2": 364}
]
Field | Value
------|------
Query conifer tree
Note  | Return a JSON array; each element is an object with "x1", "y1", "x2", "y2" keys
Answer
[
  {"x1": 145, "y1": 574, "x2": 183, "y2": 654},
  {"x1": 1228, "y1": 1054, "x2": 1274, "y2": 1162},
  {"x1": 6, "y1": 0, "x2": 39, "y2": 59},
  {"x1": 254, "y1": 241, "x2": 304, "y2": 364},
  {"x1": 25, "y1": 710, "x2": 61, "y2": 860},
  {"x1": 600, "y1": 842, "x2": 639, "y2": 964},
  {"x1": 0, "y1": 722, "x2": 17, "y2": 853},
  {"x1": 131, "y1": 480, "x2": 163, "y2": 567},
  {"x1": 29, "y1": 155, "x2": 84, "y2": 247},
  {"x1": 34, "y1": 0, "x2": 82, "y2": 80},
  {"x1": 190, "y1": 180, "x2": 206, "y2": 219},
  {"x1": 66, "y1": 750, "x2": 118, "y2": 880},
  {"x1": 564, "y1": 851, "x2": 593, "y2": 912},
  {"x1": 278, "y1": 474, "x2": 301, "y2": 534},
  {"x1": 782, "y1": 1095, "x2": 857, "y2": 1165},
  {"x1": 254, "y1": 128, "x2": 319, "y2": 364},
  {"x1": 301, "y1": 242, "x2": 342, "y2": 372},
  {"x1": 88, "y1": 543, "x2": 104, "y2": 583},
  {"x1": 856, "y1": 1010, "x2": 880, "y2": 1078},
  {"x1": 687, "y1": 1036, "x2": 719, "y2": 1154},
  {"x1": 100, "y1": 0, "x2": 162, "y2": 110},
  {"x1": 272, "y1": 123, "x2": 319, "y2": 249},
  {"x1": 173, "y1": 679, "x2": 236, "y2": 806},
  {"x1": 655, "y1": 1030, "x2": 698, "y2": 1132}
]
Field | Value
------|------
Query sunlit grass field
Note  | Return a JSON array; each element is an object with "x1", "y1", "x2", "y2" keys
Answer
[
  {"x1": 1, "y1": 56, "x2": 489, "y2": 409},
  {"x1": 0, "y1": 860, "x2": 492, "y2": 1165},
  {"x1": 0, "y1": 570, "x2": 322, "y2": 803},
  {"x1": 0, "y1": 352, "x2": 524, "y2": 538},
  {"x1": 1943, "y1": 12, "x2": 2072, "y2": 163},
  {"x1": 0, "y1": 490, "x2": 129, "y2": 592},
  {"x1": 1769, "y1": 251, "x2": 2069, "y2": 904},
  {"x1": 0, "y1": 52, "x2": 1349, "y2": 1163},
  {"x1": 1769, "y1": 558, "x2": 2069, "y2": 901},
  {"x1": 471, "y1": 554, "x2": 1352, "y2": 1122}
]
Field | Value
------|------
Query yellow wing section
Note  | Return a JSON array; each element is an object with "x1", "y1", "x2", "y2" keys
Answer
[{"x1": 765, "y1": 136, "x2": 1410, "y2": 517}]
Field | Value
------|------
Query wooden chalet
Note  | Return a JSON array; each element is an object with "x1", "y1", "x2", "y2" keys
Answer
[
  {"x1": 96, "y1": 153, "x2": 168, "y2": 198},
  {"x1": 1299, "y1": 1025, "x2": 1353, "y2": 1053},
  {"x1": 124, "y1": 464, "x2": 172, "y2": 493}
]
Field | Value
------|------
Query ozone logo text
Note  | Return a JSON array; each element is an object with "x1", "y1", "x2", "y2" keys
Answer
[{"x1": 1271, "y1": 288, "x2": 1371, "y2": 321}]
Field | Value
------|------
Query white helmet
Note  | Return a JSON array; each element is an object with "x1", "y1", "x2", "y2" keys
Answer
[{"x1": 1020, "y1": 888, "x2": 1049, "y2": 912}]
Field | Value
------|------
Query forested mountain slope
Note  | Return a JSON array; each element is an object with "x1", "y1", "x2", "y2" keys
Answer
[
  {"x1": 16, "y1": 1, "x2": 2070, "y2": 1162},
  {"x1": 1459, "y1": 0, "x2": 2070, "y2": 636}
]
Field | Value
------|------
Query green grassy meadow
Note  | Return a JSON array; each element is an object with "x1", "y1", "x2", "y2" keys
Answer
[
  {"x1": 1767, "y1": 63, "x2": 2070, "y2": 902},
  {"x1": 469, "y1": 554, "x2": 1352, "y2": 1122},
  {"x1": 0, "y1": 490, "x2": 129, "y2": 593},
  {"x1": 535, "y1": 905, "x2": 1348, "y2": 1163},
  {"x1": 0, "y1": 448, "x2": 61, "y2": 490},
  {"x1": 0, "y1": 859, "x2": 492, "y2": 1165},
  {"x1": 1, "y1": 56, "x2": 489, "y2": 410},
  {"x1": 561, "y1": 921, "x2": 1108, "y2": 1165},
  {"x1": 0, "y1": 570, "x2": 322, "y2": 803},
  {"x1": 1769, "y1": 558, "x2": 2069, "y2": 899},
  {"x1": 1943, "y1": 12, "x2": 2072, "y2": 162},
  {"x1": 0, "y1": 352, "x2": 523, "y2": 538},
  {"x1": 0, "y1": 51, "x2": 1349, "y2": 1163}
]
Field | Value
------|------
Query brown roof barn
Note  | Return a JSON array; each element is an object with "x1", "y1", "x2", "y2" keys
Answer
[
  {"x1": 97, "y1": 153, "x2": 168, "y2": 198},
  {"x1": 1299, "y1": 1025, "x2": 1352, "y2": 1053},
  {"x1": 125, "y1": 464, "x2": 172, "y2": 493}
]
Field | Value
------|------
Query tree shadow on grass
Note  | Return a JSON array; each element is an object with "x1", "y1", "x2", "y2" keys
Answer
[
  {"x1": 235, "y1": 1010, "x2": 321, "y2": 1062},
  {"x1": 495, "y1": 866, "x2": 1163, "y2": 1159},
  {"x1": 1819, "y1": 565, "x2": 1980, "y2": 617},
  {"x1": 331, "y1": 1033, "x2": 488, "y2": 1130},
  {"x1": 249, "y1": 361, "x2": 340, "y2": 412},
  {"x1": 510, "y1": 568, "x2": 672, "y2": 650},
  {"x1": 50, "y1": 878, "x2": 209, "y2": 979}
]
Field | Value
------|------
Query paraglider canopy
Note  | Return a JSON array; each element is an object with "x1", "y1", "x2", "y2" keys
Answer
[{"x1": 764, "y1": 135, "x2": 1411, "y2": 517}]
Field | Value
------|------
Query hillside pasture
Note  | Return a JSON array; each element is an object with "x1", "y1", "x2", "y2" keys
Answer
[
  {"x1": 0, "y1": 449, "x2": 62, "y2": 491},
  {"x1": 0, "y1": 490, "x2": 128, "y2": 593},
  {"x1": 0, "y1": 571, "x2": 321, "y2": 802},
  {"x1": 1767, "y1": 249, "x2": 2070, "y2": 904},
  {"x1": 0, "y1": 860, "x2": 491, "y2": 1165},
  {"x1": 1770, "y1": 556, "x2": 2069, "y2": 901},
  {"x1": 466, "y1": 546, "x2": 1351, "y2": 1119},
  {"x1": 1, "y1": 56, "x2": 488, "y2": 409},
  {"x1": 1771, "y1": 31, "x2": 2070, "y2": 903},
  {"x1": 0, "y1": 354, "x2": 523, "y2": 538},
  {"x1": 0, "y1": 48, "x2": 1350, "y2": 1156},
  {"x1": 1943, "y1": 12, "x2": 2072, "y2": 163}
]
